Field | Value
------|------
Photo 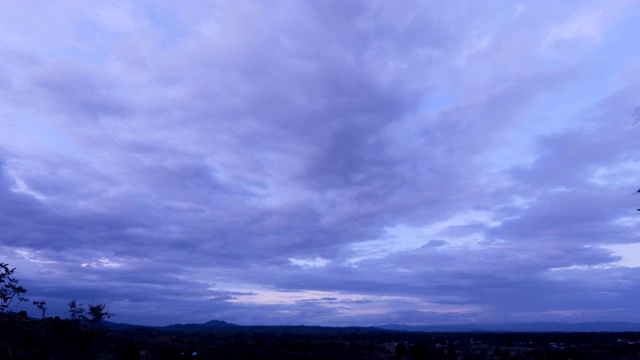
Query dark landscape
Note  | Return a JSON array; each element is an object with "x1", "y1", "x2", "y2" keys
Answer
[{"x1": 4, "y1": 312, "x2": 640, "y2": 359}]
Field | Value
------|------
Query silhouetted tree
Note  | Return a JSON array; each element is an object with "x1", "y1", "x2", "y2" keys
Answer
[
  {"x1": 32, "y1": 300, "x2": 46, "y2": 318},
  {"x1": 67, "y1": 299, "x2": 84, "y2": 320},
  {"x1": 67, "y1": 299, "x2": 114, "y2": 326},
  {"x1": 0, "y1": 262, "x2": 28, "y2": 312},
  {"x1": 82, "y1": 303, "x2": 114, "y2": 326}
]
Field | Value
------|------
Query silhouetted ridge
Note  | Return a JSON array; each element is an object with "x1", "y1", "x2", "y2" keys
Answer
[
  {"x1": 162, "y1": 319, "x2": 240, "y2": 332},
  {"x1": 203, "y1": 320, "x2": 238, "y2": 328},
  {"x1": 379, "y1": 321, "x2": 640, "y2": 332},
  {"x1": 103, "y1": 319, "x2": 640, "y2": 332}
]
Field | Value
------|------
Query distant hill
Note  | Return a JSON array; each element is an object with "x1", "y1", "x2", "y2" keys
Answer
[
  {"x1": 203, "y1": 320, "x2": 239, "y2": 328},
  {"x1": 379, "y1": 322, "x2": 640, "y2": 332},
  {"x1": 102, "y1": 319, "x2": 238, "y2": 332},
  {"x1": 162, "y1": 319, "x2": 239, "y2": 332},
  {"x1": 102, "y1": 321, "x2": 149, "y2": 330},
  {"x1": 103, "y1": 319, "x2": 640, "y2": 333}
]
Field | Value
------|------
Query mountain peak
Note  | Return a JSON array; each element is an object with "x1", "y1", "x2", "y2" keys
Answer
[{"x1": 203, "y1": 320, "x2": 237, "y2": 327}]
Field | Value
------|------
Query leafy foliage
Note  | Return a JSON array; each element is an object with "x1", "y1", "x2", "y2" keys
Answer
[
  {"x1": 0, "y1": 262, "x2": 118, "y2": 359},
  {"x1": 68, "y1": 298, "x2": 85, "y2": 320},
  {"x1": 68, "y1": 300, "x2": 115, "y2": 325},
  {"x1": 0, "y1": 262, "x2": 28, "y2": 312},
  {"x1": 84, "y1": 303, "x2": 115, "y2": 326},
  {"x1": 33, "y1": 300, "x2": 47, "y2": 318}
]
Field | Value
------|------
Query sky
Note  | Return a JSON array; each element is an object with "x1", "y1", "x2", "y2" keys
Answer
[{"x1": 1, "y1": 1, "x2": 640, "y2": 327}]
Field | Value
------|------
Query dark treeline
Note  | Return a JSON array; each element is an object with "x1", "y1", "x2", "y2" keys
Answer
[
  {"x1": 1, "y1": 261, "x2": 116, "y2": 358},
  {"x1": 4, "y1": 316, "x2": 640, "y2": 359},
  {"x1": 0, "y1": 311, "x2": 125, "y2": 359}
]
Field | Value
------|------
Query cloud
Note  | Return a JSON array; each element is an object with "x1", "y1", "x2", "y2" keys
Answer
[
  {"x1": 1, "y1": 0, "x2": 640, "y2": 326},
  {"x1": 546, "y1": 10, "x2": 605, "y2": 46},
  {"x1": 289, "y1": 257, "x2": 331, "y2": 269}
]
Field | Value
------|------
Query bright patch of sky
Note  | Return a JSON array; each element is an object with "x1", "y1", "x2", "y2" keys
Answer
[
  {"x1": 289, "y1": 257, "x2": 330, "y2": 269},
  {"x1": 0, "y1": 113, "x2": 81, "y2": 157},
  {"x1": 81, "y1": 257, "x2": 124, "y2": 269},
  {"x1": 348, "y1": 212, "x2": 499, "y2": 265},
  {"x1": 604, "y1": 243, "x2": 640, "y2": 268}
]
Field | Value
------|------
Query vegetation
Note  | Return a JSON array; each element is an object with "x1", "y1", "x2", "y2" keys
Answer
[
  {"x1": 0, "y1": 262, "x2": 116, "y2": 359},
  {"x1": 0, "y1": 263, "x2": 29, "y2": 313}
]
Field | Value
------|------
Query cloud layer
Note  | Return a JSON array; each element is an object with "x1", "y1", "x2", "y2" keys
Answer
[{"x1": 1, "y1": 1, "x2": 640, "y2": 326}]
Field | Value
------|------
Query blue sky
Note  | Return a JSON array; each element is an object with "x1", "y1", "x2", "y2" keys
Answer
[{"x1": 2, "y1": 0, "x2": 640, "y2": 326}]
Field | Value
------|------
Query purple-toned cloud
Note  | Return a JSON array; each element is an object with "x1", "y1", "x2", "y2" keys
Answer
[{"x1": 1, "y1": 1, "x2": 640, "y2": 326}]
